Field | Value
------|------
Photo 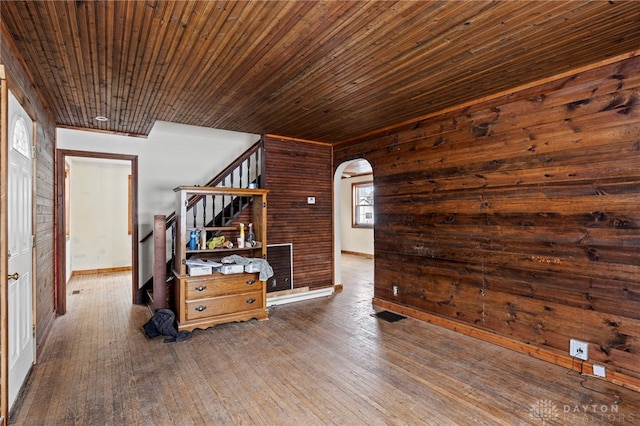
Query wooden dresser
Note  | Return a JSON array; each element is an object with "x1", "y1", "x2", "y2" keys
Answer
[
  {"x1": 173, "y1": 186, "x2": 269, "y2": 332},
  {"x1": 175, "y1": 272, "x2": 264, "y2": 331}
]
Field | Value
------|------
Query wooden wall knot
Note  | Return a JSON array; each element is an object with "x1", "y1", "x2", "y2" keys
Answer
[
  {"x1": 433, "y1": 136, "x2": 448, "y2": 147},
  {"x1": 442, "y1": 215, "x2": 455, "y2": 224},
  {"x1": 472, "y1": 122, "x2": 492, "y2": 137},
  {"x1": 611, "y1": 332, "x2": 631, "y2": 352},
  {"x1": 611, "y1": 218, "x2": 627, "y2": 229},
  {"x1": 605, "y1": 319, "x2": 619, "y2": 328},
  {"x1": 566, "y1": 99, "x2": 591, "y2": 112},
  {"x1": 600, "y1": 93, "x2": 637, "y2": 115},
  {"x1": 528, "y1": 94, "x2": 546, "y2": 103},
  {"x1": 439, "y1": 296, "x2": 454, "y2": 305}
]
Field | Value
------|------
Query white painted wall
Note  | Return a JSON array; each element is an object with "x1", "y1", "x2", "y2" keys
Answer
[
  {"x1": 69, "y1": 158, "x2": 131, "y2": 272},
  {"x1": 340, "y1": 174, "x2": 374, "y2": 255},
  {"x1": 65, "y1": 160, "x2": 72, "y2": 283},
  {"x1": 66, "y1": 235, "x2": 72, "y2": 283},
  {"x1": 58, "y1": 121, "x2": 260, "y2": 285}
]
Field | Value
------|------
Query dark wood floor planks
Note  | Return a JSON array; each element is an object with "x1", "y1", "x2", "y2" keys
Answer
[{"x1": 9, "y1": 255, "x2": 640, "y2": 425}]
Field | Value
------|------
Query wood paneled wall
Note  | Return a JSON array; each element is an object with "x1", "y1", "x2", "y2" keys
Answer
[
  {"x1": 264, "y1": 136, "x2": 333, "y2": 291},
  {"x1": 1, "y1": 28, "x2": 57, "y2": 352},
  {"x1": 335, "y1": 55, "x2": 640, "y2": 385}
]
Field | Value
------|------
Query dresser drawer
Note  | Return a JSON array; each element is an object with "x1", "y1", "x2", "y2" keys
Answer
[
  {"x1": 183, "y1": 273, "x2": 260, "y2": 300},
  {"x1": 185, "y1": 291, "x2": 264, "y2": 320}
]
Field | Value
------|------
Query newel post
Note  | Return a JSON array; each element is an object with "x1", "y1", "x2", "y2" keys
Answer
[{"x1": 153, "y1": 215, "x2": 167, "y2": 310}]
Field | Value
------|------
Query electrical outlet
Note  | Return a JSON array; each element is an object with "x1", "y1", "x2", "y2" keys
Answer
[
  {"x1": 593, "y1": 364, "x2": 606, "y2": 377},
  {"x1": 570, "y1": 339, "x2": 589, "y2": 361},
  {"x1": 392, "y1": 286, "x2": 399, "y2": 296}
]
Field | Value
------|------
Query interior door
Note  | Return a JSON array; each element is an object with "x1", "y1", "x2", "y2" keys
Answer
[{"x1": 7, "y1": 91, "x2": 35, "y2": 410}]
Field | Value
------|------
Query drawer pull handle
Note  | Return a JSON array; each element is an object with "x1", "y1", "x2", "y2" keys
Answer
[
  {"x1": 246, "y1": 298, "x2": 256, "y2": 304},
  {"x1": 246, "y1": 279, "x2": 255, "y2": 285},
  {"x1": 195, "y1": 305, "x2": 207, "y2": 312},
  {"x1": 195, "y1": 285, "x2": 207, "y2": 291}
]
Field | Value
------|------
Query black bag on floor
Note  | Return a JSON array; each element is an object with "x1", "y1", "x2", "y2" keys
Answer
[{"x1": 143, "y1": 308, "x2": 191, "y2": 343}]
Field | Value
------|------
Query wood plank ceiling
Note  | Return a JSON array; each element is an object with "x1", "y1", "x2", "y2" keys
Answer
[{"x1": 2, "y1": 0, "x2": 640, "y2": 143}]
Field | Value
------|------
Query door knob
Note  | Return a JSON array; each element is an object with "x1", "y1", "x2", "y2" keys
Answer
[{"x1": 8, "y1": 273, "x2": 19, "y2": 280}]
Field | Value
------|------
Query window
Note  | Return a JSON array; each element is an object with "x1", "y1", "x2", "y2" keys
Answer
[
  {"x1": 352, "y1": 181, "x2": 374, "y2": 228},
  {"x1": 12, "y1": 116, "x2": 30, "y2": 158}
]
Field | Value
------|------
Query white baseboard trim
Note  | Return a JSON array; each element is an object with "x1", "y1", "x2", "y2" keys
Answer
[{"x1": 267, "y1": 287, "x2": 335, "y2": 307}]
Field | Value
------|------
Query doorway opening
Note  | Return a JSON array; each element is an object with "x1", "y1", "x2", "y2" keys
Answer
[
  {"x1": 333, "y1": 159, "x2": 374, "y2": 290},
  {"x1": 55, "y1": 149, "x2": 139, "y2": 315}
]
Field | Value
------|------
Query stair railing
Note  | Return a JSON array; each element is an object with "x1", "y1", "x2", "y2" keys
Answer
[
  {"x1": 145, "y1": 138, "x2": 264, "y2": 309},
  {"x1": 163, "y1": 138, "x2": 264, "y2": 234}
]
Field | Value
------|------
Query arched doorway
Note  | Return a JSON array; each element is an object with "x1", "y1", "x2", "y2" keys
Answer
[{"x1": 333, "y1": 159, "x2": 373, "y2": 287}]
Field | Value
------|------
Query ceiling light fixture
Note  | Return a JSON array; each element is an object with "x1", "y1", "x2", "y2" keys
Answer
[{"x1": 95, "y1": 115, "x2": 109, "y2": 122}]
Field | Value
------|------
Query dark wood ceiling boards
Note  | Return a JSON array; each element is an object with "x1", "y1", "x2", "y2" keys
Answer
[{"x1": 2, "y1": 1, "x2": 640, "y2": 143}]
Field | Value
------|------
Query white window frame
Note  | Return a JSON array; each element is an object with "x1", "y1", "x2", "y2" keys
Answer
[{"x1": 352, "y1": 181, "x2": 374, "y2": 228}]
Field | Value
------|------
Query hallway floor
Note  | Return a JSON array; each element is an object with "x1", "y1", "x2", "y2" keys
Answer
[{"x1": 9, "y1": 255, "x2": 640, "y2": 425}]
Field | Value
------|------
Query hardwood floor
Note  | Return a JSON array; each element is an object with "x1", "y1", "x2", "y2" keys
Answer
[{"x1": 10, "y1": 255, "x2": 640, "y2": 425}]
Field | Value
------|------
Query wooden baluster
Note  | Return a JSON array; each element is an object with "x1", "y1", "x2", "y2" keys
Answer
[
  {"x1": 202, "y1": 196, "x2": 207, "y2": 227},
  {"x1": 192, "y1": 203, "x2": 197, "y2": 228},
  {"x1": 255, "y1": 149, "x2": 261, "y2": 188},
  {"x1": 211, "y1": 195, "x2": 222, "y2": 226},
  {"x1": 221, "y1": 192, "x2": 226, "y2": 226},
  {"x1": 228, "y1": 176, "x2": 234, "y2": 219}
]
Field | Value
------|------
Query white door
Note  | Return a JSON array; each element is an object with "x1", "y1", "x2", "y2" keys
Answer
[{"x1": 7, "y1": 91, "x2": 35, "y2": 410}]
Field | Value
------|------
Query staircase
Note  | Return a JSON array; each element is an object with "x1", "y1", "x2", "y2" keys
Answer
[{"x1": 143, "y1": 138, "x2": 265, "y2": 310}]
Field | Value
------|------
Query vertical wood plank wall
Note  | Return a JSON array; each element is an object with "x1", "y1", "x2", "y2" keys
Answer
[
  {"x1": 264, "y1": 136, "x2": 333, "y2": 290},
  {"x1": 334, "y1": 56, "x2": 640, "y2": 384},
  {"x1": 1, "y1": 31, "x2": 57, "y2": 353}
]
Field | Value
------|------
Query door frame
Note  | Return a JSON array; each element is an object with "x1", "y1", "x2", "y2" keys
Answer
[
  {"x1": 1, "y1": 65, "x2": 9, "y2": 425},
  {"x1": 55, "y1": 149, "x2": 139, "y2": 314}
]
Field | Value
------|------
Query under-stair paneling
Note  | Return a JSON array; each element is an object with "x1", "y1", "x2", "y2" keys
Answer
[
  {"x1": 264, "y1": 136, "x2": 333, "y2": 290},
  {"x1": 2, "y1": 30, "x2": 57, "y2": 352},
  {"x1": 334, "y1": 55, "x2": 640, "y2": 385}
]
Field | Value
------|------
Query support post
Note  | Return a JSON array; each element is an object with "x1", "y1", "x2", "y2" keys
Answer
[{"x1": 153, "y1": 215, "x2": 167, "y2": 310}]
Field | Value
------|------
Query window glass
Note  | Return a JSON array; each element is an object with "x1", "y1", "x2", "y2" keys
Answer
[
  {"x1": 12, "y1": 116, "x2": 31, "y2": 158},
  {"x1": 353, "y1": 182, "x2": 374, "y2": 228}
]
